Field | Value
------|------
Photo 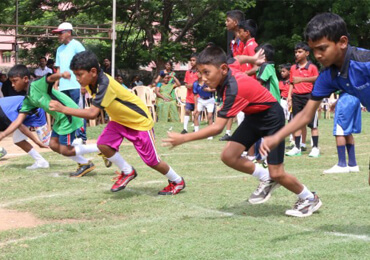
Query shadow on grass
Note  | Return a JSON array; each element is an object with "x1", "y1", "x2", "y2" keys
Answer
[
  {"x1": 108, "y1": 186, "x2": 162, "y2": 199},
  {"x1": 219, "y1": 201, "x2": 288, "y2": 217}
]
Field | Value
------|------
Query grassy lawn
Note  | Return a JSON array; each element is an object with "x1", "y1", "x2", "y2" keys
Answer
[{"x1": 0, "y1": 112, "x2": 369, "y2": 259}]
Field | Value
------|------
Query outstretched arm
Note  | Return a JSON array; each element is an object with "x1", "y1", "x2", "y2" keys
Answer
[
  {"x1": 49, "y1": 101, "x2": 101, "y2": 120},
  {"x1": 259, "y1": 99, "x2": 321, "y2": 156},
  {"x1": 234, "y1": 48, "x2": 265, "y2": 66},
  {"x1": 0, "y1": 113, "x2": 27, "y2": 141},
  {"x1": 162, "y1": 116, "x2": 228, "y2": 148},
  {"x1": 47, "y1": 71, "x2": 71, "y2": 83},
  {"x1": 18, "y1": 124, "x2": 48, "y2": 148}
]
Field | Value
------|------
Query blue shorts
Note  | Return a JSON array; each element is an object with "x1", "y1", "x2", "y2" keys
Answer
[
  {"x1": 185, "y1": 102, "x2": 195, "y2": 111},
  {"x1": 51, "y1": 130, "x2": 77, "y2": 146},
  {"x1": 333, "y1": 93, "x2": 362, "y2": 136}
]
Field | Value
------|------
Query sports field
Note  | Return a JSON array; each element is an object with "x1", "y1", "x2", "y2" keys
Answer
[{"x1": 0, "y1": 113, "x2": 369, "y2": 259}]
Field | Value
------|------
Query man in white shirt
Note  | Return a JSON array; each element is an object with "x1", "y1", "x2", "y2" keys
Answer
[{"x1": 34, "y1": 57, "x2": 52, "y2": 79}]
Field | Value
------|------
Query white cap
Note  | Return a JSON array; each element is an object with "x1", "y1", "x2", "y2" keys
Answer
[{"x1": 52, "y1": 22, "x2": 73, "y2": 33}]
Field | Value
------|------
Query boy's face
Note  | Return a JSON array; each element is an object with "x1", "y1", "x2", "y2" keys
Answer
[
  {"x1": 9, "y1": 76, "x2": 29, "y2": 92},
  {"x1": 308, "y1": 36, "x2": 348, "y2": 68},
  {"x1": 225, "y1": 17, "x2": 238, "y2": 32},
  {"x1": 165, "y1": 63, "x2": 172, "y2": 71},
  {"x1": 190, "y1": 57, "x2": 197, "y2": 68},
  {"x1": 280, "y1": 68, "x2": 289, "y2": 79},
  {"x1": 238, "y1": 28, "x2": 249, "y2": 42},
  {"x1": 197, "y1": 63, "x2": 228, "y2": 89},
  {"x1": 116, "y1": 76, "x2": 123, "y2": 83},
  {"x1": 294, "y1": 48, "x2": 309, "y2": 63},
  {"x1": 73, "y1": 68, "x2": 96, "y2": 87}
]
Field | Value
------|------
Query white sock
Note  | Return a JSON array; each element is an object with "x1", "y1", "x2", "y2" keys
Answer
[
  {"x1": 184, "y1": 116, "x2": 190, "y2": 130},
  {"x1": 301, "y1": 143, "x2": 307, "y2": 148},
  {"x1": 165, "y1": 167, "x2": 182, "y2": 183},
  {"x1": 28, "y1": 148, "x2": 45, "y2": 161},
  {"x1": 247, "y1": 155, "x2": 256, "y2": 161},
  {"x1": 252, "y1": 165, "x2": 270, "y2": 182},
  {"x1": 298, "y1": 185, "x2": 314, "y2": 200},
  {"x1": 194, "y1": 126, "x2": 199, "y2": 132},
  {"x1": 68, "y1": 155, "x2": 89, "y2": 164},
  {"x1": 226, "y1": 130, "x2": 231, "y2": 135},
  {"x1": 75, "y1": 144, "x2": 99, "y2": 156},
  {"x1": 108, "y1": 152, "x2": 133, "y2": 174}
]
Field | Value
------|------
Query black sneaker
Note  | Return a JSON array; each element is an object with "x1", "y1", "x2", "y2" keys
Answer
[
  {"x1": 219, "y1": 134, "x2": 231, "y2": 141},
  {"x1": 181, "y1": 129, "x2": 188, "y2": 134},
  {"x1": 70, "y1": 161, "x2": 95, "y2": 177}
]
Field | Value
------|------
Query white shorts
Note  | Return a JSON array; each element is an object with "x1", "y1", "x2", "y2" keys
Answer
[
  {"x1": 13, "y1": 129, "x2": 28, "y2": 143},
  {"x1": 197, "y1": 97, "x2": 215, "y2": 113},
  {"x1": 280, "y1": 98, "x2": 290, "y2": 120}
]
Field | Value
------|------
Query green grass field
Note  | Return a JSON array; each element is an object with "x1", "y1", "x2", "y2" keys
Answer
[{"x1": 1, "y1": 113, "x2": 369, "y2": 260}]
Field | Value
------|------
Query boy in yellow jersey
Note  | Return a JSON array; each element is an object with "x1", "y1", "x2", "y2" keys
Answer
[{"x1": 49, "y1": 50, "x2": 185, "y2": 194}]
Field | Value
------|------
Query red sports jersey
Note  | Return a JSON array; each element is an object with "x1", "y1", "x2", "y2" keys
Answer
[
  {"x1": 240, "y1": 38, "x2": 258, "y2": 73},
  {"x1": 279, "y1": 80, "x2": 290, "y2": 98},
  {"x1": 184, "y1": 69, "x2": 198, "y2": 103},
  {"x1": 217, "y1": 69, "x2": 277, "y2": 117},
  {"x1": 230, "y1": 39, "x2": 244, "y2": 57},
  {"x1": 289, "y1": 61, "x2": 319, "y2": 94}
]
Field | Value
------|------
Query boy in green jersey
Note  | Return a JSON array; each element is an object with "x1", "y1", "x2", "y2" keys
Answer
[{"x1": 0, "y1": 65, "x2": 108, "y2": 176}]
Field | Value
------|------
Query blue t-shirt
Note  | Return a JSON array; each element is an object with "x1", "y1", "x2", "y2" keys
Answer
[
  {"x1": 311, "y1": 46, "x2": 370, "y2": 110},
  {"x1": 55, "y1": 39, "x2": 85, "y2": 91},
  {"x1": 193, "y1": 81, "x2": 213, "y2": 99},
  {"x1": 0, "y1": 96, "x2": 46, "y2": 127}
]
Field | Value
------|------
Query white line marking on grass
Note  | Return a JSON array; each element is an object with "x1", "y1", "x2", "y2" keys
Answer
[
  {"x1": 0, "y1": 234, "x2": 49, "y2": 247},
  {"x1": 327, "y1": 232, "x2": 370, "y2": 241}
]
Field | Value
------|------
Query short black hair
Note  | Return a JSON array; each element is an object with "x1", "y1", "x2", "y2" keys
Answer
[
  {"x1": 255, "y1": 43, "x2": 274, "y2": 62},
  {"x1": 295, "y1": 42, "x2": 310, "y2": 51},
  {"x1": 226, "y1": 10, "x2": 245, "y2": 23},
  {"x1": 8, "y1": 64, "x2": 30, "y2": 78},
  {"x1": 70, "y1": 50, "x2": 101, "y2": 73},
  {"x1": 39, "y1": 56, "x2": 47, "y2": 61},
  {"x1": 46, "y1": 59, "x2": 54, "y2": 65},
  {"x1": 197, "y1": 46, "x2": 227, "y2": 66},
  {"x1": 238, "y1": 19, "x2": 258, "y2": 37},
  {"x1": 304, "y1": 13, "x2": 348, "y2": 43},
  {"x1": 190, "y1": 53, "x2": 198, "y2": 59},
  {"x1": 206, "y1": 42, "x2": 215, "y2": 48},
  {"x1": 279, "y1": 63, "x2": 291, "y2": 71}
]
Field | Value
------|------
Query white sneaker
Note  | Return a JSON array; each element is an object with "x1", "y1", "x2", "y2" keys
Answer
[
  {"x1": 0, "y1": 147, "x2": 7, "y2": 159},
  {"x1": 285, "y1": 192, "x2": 322, "y2": 217},
  {"x1": 26, "y1": 160, "x2": 50, "y2": 170},
  {"x1": 323, "y1": 164, "x2": 349, "y2": 174},
  {"x1": 285, "y1": 147, "x2": 301, "y2": 156},
  {"x1": 309, "y1": 147, "x2": 320, "y2": 157},
  {"x1": 349, "y1": 165, "x2": 360, "y2": 172},
  {"x1": 207, "y1": 136, "x2": 213, "y2": 140}
]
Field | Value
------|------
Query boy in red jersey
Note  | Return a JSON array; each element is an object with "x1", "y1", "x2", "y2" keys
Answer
[{"x1": 163, "y1": 46, "x2": 322, "y2": 217}]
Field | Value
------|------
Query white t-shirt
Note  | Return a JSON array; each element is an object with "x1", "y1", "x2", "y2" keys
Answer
[{"x1": 34, "y1": 67, "x2": 52, "y2": 77}]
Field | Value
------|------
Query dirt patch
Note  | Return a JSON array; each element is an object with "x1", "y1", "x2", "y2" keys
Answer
[
  {"x1": 0, "y1": 208, "x2": 82, "y2": 231},
  {"x1": 0, "y1": 208, "x2": 47, "y2": 231}
]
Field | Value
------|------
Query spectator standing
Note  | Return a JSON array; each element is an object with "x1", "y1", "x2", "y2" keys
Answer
[{"x1": 34, "y1": 57, "x2": 53, "y2": 79}]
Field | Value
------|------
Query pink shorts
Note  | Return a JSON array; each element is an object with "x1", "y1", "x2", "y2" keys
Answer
[{"x1": 97, "y1": 121, "x2": 160, "y2": 166}]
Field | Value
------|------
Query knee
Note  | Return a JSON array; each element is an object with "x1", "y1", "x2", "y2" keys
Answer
[
  {"x1": 49, "y1": 140, "x2": 59, "y2": 152},
  {"x1": 220, "y1": 150, "x2": 235, "y2": 167}
]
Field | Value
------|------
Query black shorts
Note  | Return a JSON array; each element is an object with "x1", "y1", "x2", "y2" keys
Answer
[
  {"x1": 0, "y1": 106, "x2": 12, "y2": 131},
  {"x1": 292, "y1": 93, "x2": 319, "y2": 129},
  {"x1": 230, "y1": 103, "x2": 285, "y2": 165}
]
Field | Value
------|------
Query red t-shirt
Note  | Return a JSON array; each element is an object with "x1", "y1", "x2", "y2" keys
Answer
[
  {"x1": 240, "y1": 38, "x2": 258, "y2": 73},
  {"x1": 279, "y1": 80, "x2": 290, "y2": 98},
  {"x1": 184, "y1": 69, "x2": 198, "y2": 103},
  {"x1": 289, "y1": 61, "x2": 319, "y2": 94},
  {"x1": 230, "y1": 39, "x2": 244, "y2": 57},
  {"x1": 217, "y1": 69, "x2": 277, "y2": 117}
]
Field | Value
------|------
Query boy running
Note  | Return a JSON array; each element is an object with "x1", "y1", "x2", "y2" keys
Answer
[
  {"x1": 49, "y1": 50, "x2": 185, "y2": 195},
  {"x1": 0, "y1": 65, "x2": 105, "y2": 177},
  {"x1": 163, "y1": 46, "x2": 322, "y2": 217},
  {"x1": 260, "y1": 13, "x2": 370, "y2": 185}
]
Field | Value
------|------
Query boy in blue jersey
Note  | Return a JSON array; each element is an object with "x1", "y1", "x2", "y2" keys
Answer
[
  {"x1": 260, "y1": 13, "x2": 370, "y2": 185},
  {"x1": 0, "y1": 96, "x2": 49, "y2": 169}
]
